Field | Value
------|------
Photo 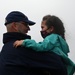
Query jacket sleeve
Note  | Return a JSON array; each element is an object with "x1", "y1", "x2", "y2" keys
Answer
[
  {"x1": 22, "y1": 34, "x2": 58, "y2": 51},
  {"x1": 54, "y1": 47, "x2": 75, "y2": 75}
]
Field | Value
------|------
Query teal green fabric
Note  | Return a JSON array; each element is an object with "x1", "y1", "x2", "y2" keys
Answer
[{"x1": 22, "y1": 34, "x2": 75, "y2": 75}]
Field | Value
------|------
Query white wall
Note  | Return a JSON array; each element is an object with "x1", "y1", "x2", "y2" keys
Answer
[{"x1": 0, "y1": 0, "x2": 75, "y2": 63}]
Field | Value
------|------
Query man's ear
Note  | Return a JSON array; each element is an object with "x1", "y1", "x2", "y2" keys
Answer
[{"x1": 11, "y1": 22, "x2": 18, "y2": 31}]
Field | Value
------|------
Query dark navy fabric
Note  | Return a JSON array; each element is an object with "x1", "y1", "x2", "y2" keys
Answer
[
  {"x1": 5, "y1": 11, "x2": 35, "y2": 25},
  {"x1": 0, "y1": 32, "x2": 67, "y2": 75}
]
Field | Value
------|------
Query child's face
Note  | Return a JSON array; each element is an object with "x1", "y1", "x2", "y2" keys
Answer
[
  {"x1": 41, "y1": 20, "x2": 54, "y2": 33},
  {"x1": 41, "y1": 20, "x2": 54, "y2": 38},
  {"x1": 41, "y1": 20, "x2": 48, "y2": 31}
]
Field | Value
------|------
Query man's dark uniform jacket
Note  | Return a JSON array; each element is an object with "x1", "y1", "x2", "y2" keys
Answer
[{"x1": 0, "y1": 32, "x2": 67, "y2": 75}]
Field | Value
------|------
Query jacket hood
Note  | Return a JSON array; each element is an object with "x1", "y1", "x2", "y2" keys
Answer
[
  {"x1": 3, "y1": 32, "x2": 31, "y2": 44},
  {"x1": 58, "y1": 35, "x2": 70, "y2": 55}
]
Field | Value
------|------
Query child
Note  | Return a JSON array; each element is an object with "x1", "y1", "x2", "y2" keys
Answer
[{"x1": 14, "y1": 15, "x2": 75, "y2": 75}]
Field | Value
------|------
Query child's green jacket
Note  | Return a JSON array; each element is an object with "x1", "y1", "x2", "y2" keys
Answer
[{"x1": 22, "y1": 34, "x2": 75, "y2": 75}]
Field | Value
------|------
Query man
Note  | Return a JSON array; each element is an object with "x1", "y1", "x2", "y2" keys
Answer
[{"x1": 0, "y1": 11, "x2": 67, "y2": 75}]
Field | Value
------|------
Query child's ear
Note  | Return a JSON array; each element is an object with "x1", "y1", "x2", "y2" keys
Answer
[{"x1": 50, "y1": 26, "x2": 54, "y2": 32}]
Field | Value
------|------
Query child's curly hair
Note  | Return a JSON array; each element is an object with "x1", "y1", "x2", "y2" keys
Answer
[{"x1": 42, "y1": 15, "x2": 65, "y2": 40}]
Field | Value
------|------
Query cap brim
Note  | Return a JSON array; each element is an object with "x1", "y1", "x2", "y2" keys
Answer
[
  {"x1": 5, "y1": 19, "x2": 36, "y2": 26},
  {"x1": 24, "y1": 20, "x2": 36, "y2": 26}
]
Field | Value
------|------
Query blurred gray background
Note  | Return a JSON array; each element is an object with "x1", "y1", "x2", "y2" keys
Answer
[{"x1": 0, "y1": 0, "x2": 75, "y2": 66}]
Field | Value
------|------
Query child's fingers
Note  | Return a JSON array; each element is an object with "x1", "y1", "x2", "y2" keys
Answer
[
  {"x1": 13, "y1": 41, "x2": 19, "y2": 47},
  {"x1": 15, "y1": 44, "x2": 18, "y2": 48},
  {"x1": 13, "y1": 40, "x2": 23, "y2": 48}
]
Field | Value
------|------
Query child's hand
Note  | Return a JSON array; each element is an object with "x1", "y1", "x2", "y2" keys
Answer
[{"x1": 13, "y1": 40, "x2": 24, "y2": 48}]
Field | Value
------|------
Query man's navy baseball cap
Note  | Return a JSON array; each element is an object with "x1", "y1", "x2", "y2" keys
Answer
[{"x1": 5, "y1": 11, "x2": 35, "y2": 26}]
